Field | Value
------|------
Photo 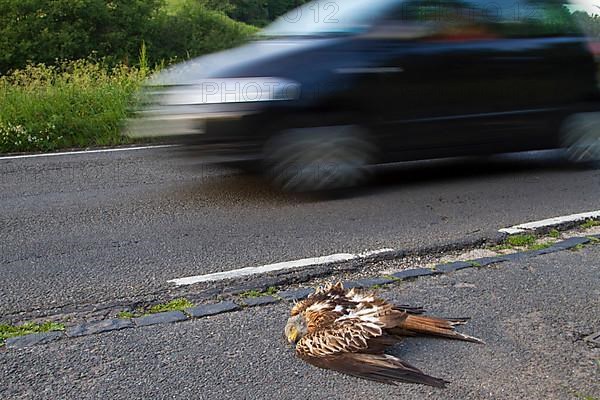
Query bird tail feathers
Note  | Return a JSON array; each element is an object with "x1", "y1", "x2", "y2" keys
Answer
[{"x1": 395, "y1": 314, "x2": 484, "y2": 344}]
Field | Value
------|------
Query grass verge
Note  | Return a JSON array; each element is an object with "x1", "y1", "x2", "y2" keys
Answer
[{"x1": 0, "y1": 60, "x2": 147, "y2": 154}]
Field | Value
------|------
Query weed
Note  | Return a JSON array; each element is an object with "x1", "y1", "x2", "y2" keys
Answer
[
  {"x1": 528, "y1": 243, "x2": 552, "y2": 251},
  {"x1": 146, "y1": 298, "x2": 194, "y2": 315},
  {"x1": 468, "y1": 261, "x2": 482, "y2": 267},
  {"x1": 506, "y1": 234, "x2": 536, "y2": 247},
  {"x1": 382, "y1": 275, "x2": 401, "y2": 282},
  {"x1": 239, "y1": 287, "x2": 278, "y2": 299},
  {"x1": 574, "y1": 392, "x2": 599, "y2": 400},
  {"x1": 581, "y1": 219, "x2": 600, "y2": 229},
  {"x1": 549, "y1": 229, "x2": 560, "y2": 238},
  {"x1": 0, "y1": 321, "x2": 65, "y2": 346},
  {"x1": 571, "y1": 244, "x2": 585, "y2": 252},
  {"x1": 118, "y1": 311, "x2": 135, "y2": 319}
]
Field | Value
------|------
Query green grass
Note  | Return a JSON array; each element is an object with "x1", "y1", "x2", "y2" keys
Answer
[
  {"x1": 0, "y1": 60, "x2": 146, "y2": 153},
  {"x1": 239, "y1": 287, "x2": 278, "y2": 298},
  {"x1": 0, "y1": 321, "x2": 65, "y2": 346},
  {"x1": 146, "y1": 298, "x2": 194, "y2": 314},
  {"x1": 468, "y1": 261, "x2": 482, "y2": 267},
  {"x1": 549, "y1": 229, "x2": 561, "y2": 238},
  {"x1": 117, "y1": 298, "x2": 194, "y2": 318},
  {"x1": 581, "y1": 219, "x2": 600, "y2": 229},
  {"x1": 117, "y1": 311, "x2": 135, "y2": 319},
  {"x1": 574, "y1": 392, "x2": 599, "y2": 400},
  {"x1": 493, "y1": 234, "x2": 546, "y2": 251},
  {"x1": 528, "y1": 243, "x2": 552, "y2": 251},
  {"x1": 571, "y1": 244, "x2": 586, "y2": 252},
  {"x1": 506, "y1": 234, "x2": 537, "y2": 247}
]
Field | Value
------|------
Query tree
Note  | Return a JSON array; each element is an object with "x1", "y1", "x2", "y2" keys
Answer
[{"x1": 0, "y1": 0, "x2": 162, "y2": 73}]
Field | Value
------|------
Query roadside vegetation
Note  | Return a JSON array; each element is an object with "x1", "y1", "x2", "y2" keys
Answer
[
  {"x1": 0, "y1": 60, "x2": 147, "y2": 153},
  {"x1": 239, "y1": 286, "x2": 278, "y2": 298},
  {"x1": 0, "y1": 321, "x2": 65, "y2": 347},
  {"x1": 118, "y1": 298, "x2": 194, "y2": 319},
  {"x1": 581, "y1": 219, "x2": 600, "y2": 229},
  {"x1": 0, "y1": 0, "x2": 259, "y2": 154}
]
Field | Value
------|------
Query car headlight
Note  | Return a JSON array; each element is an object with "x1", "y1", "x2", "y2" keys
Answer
[{"x1": 161, "y1": 77, "x2": 301, "y2": 106}]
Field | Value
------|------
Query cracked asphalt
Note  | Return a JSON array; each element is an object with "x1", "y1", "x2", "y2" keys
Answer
[
  {"x1": 1, "y1": 244, "x2": 598, "y2": 399},
  {"x1": 1, "y1": 148, "x2": 599, "y2": 316}
]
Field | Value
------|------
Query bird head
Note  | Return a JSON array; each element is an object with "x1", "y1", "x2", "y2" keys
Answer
[{"x1": 284, "y1": 314, "x2": 308, "y2": 345}]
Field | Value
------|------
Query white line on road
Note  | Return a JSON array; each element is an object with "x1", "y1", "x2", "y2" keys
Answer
[
  {"x1": 499, "y1": 210, "x2": 600, "y2": 234},
  {"x1": 0, "y1": 145, "x2": 178, "y2": 161},
  {"x1": 168, "y1": 248, "x2": 396, "y2": 286}
]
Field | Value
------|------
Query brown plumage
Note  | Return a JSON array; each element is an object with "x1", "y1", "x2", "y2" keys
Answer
[{"x1": 284, "y1": 282, "x2": 483, "y2": 388}]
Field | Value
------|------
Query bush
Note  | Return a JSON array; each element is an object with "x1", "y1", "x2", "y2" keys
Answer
[
  {"x1": 0, "y1": 0, "x2": 258, "y2": 74},
  {"x1": 0, "y1": 0, "x2": 162, "y2": 74},
  {"x1": 148, "y1": 2, "x2": 259, "y2": 63},
  {"x1": 0, "y1": 60, "x2": 145, "y2": 153},
  {"x1": 227, "y1": 0, "x2": 310, "y2": 26}
]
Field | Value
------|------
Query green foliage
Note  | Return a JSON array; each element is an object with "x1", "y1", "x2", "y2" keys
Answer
[
  {"x1": 146, "y1": 298, "x2": 194, "y2": 314},
  {"x1": 0, "y1": 0, "x2": 257, "y2": 73},
  {"x1": 0, "y1": 0, "x2": 162, "y2": 74},
  {"x1": 148, "y1": 2, "x2": 258, "y2": 65},
  {"x1": 0, "y1": 321, "x2": 65, "y2": 346},
  {"x1": 118, "y1": 311, "x2": 135, "y2": 319},
  {"x1": 0, "y1": 60, "x2": 146, "y2": 153},
  {"x1": 549, "y1": 229, "x2": 561, "y2": 238},
  {"x1": 505, "y1": 234, "x2": 537, "y2": 247},
  {"x1": 117, "y1": 298, "x2": 194, "y2": 318},
  {"x1": 528, "y1": 243, "x2": 552, "y2": 251},
  {"x1": 227, "y1": 0, "x2": 310, "y2": 26},
  {"x1": 571, "y1": 243, "x2": 586, "y2": 251},
  {"x1": 581, "y1": 219, "x2": 600, "y2": 229},
  {"x1": 239, "y1": 287, "x2": 278, "y2": 298}
]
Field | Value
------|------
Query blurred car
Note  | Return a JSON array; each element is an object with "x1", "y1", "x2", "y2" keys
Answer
[{"x1": 127, "y1": 0, "x2": 600, "y2": 191}]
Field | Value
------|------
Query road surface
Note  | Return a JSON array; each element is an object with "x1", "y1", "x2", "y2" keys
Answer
[
  {"x1": 1, "y1": 147, "x2": 599, "y2": 317},
  {"x1": 1, "y1": 244, "x2": 598, "y2": 399}
]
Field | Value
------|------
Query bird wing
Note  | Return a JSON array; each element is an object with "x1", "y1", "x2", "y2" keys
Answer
[
  {"x1": 296, "y1": 312, "x2": 448, "y2": 387},
  {"x1": 298, "y1": 352, "x2": 449, "y2": 388}
]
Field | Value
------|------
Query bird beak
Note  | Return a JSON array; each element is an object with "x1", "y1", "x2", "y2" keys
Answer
[{"x1": 286, "y1": 327, "x2": 299, "y2": 344}]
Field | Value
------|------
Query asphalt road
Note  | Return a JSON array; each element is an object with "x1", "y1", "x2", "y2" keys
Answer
[
  {"x1": 1, "y1": 147, "x2": 599, "y2": 316},
  {"x1": 1, "y1": 244, "x2": 598, "y2": 399}
]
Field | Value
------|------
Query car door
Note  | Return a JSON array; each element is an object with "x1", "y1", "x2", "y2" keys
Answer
[{"x1": 351, "y1": 0, "x2": 573, "y2": 157}]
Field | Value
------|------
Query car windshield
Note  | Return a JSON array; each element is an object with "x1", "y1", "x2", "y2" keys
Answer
[{"x1": 260, "y1": 0, "x2": 402, "y2": 37}]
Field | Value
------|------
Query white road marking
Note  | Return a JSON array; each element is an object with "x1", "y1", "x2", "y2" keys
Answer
[
  {"x1": 0, "y1": 145, "x2": 178, "y2": 161},
  {"x1": 499, "y1": 210, "x2": 600, "y2": 234},
  {"x1": 168, "y1": 248, "x2": 395, "y2": 286}
]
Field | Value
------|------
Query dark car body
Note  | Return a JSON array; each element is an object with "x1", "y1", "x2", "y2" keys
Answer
[{"x1": 128, "y1": 0, "x2": 600, "y2": 189}]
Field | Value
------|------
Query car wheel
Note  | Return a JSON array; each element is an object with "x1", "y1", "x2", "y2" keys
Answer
[
  {"x1": 561, "y1": 112, "x2": 600, "y2": 165},
  {"x1": 263, "y1": 125, "x2": 376, "y2": 192}
]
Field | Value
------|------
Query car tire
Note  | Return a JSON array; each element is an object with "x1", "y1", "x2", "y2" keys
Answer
[
  {"x1": 561, "y1": 112, "x2": 600, "y2": 166},
  {"x1": 263, "y1": 124, "x2": 376, "y2": 192}
]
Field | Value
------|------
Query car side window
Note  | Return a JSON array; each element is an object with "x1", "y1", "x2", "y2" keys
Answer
[
  {"x1": 493, "y1": 0, "x2": 582, "y2": 37},
  {"x1": 383, "y1": 0, "x2": 502, "y2": 40},
  {"x1": 380, "y1": 0, "x2": 581, "y2": 39}
]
